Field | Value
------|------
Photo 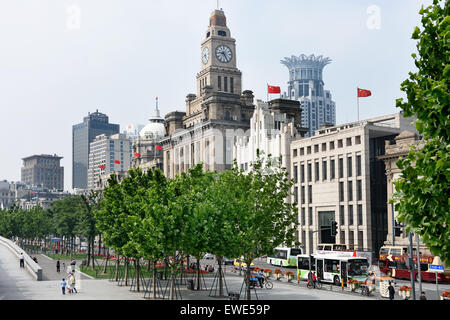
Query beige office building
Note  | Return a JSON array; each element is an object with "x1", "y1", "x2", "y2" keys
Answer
[{"x1": 290, "y1": 112, "x2": 417, "y2": 256}]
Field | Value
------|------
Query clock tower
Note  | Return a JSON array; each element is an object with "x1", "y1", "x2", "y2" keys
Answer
[{"x1": 197, "y1": 9, "x2": 242, "y2": 97}]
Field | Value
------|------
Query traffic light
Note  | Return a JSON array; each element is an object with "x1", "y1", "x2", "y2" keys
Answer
[
  {"x1": 331, "y1": 221, "x2": 338, "y2": 237},
  {"x1": 394, "y1": 221, "x2": 403, "y2": 237}
]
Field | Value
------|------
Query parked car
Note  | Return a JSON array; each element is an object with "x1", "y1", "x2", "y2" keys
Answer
[
  {"x1": 222, "y1": 257, "x2": 234, "y2": 265},
  {"x1": 203, "y1": 253, "x2": 215, "y2": 260}
]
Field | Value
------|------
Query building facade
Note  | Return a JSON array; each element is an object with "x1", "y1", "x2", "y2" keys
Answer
[
  {"x1": 72, "y1": 110, "x2": 120, "y2": 190},
  {"x1": 234, "y1": 99, "x2": 307, "y2": 176},
  {"x1": 379, "y1": 130, "x2": 423, "y2": 247},
  {"x1": 87, "y1": 133, "x2": 132, "y2": 191},
  {"x1": 132, "y1": 98, "x2": 165, "y2": 172},
  {"x1": 21, "y1": 154, "x2": 64, "y2": 190},
  {"x1": 281, "y1": 54, "x2": 336, "y2": 137},
  {"x1": 161, "y1": 9, "x2": 255, "y2": 178},
  {"x1": 290, "y1": 112, "x2": 417, "y2": 256}
]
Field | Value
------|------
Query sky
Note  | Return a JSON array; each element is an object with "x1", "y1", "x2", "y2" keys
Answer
[{"x1": 0, "y1": 0, "x2": 433, "y2": 192}]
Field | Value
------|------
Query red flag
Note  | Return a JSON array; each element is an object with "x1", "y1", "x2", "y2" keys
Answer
[
  {"x1": 134, "y1": 152, "x2": 141, "y2": 158},
  {"x1": 352, "y1": 250, "x2": 357, "y2": 257},
  {"x1": 99, "y1": 165, "x2": 106, "y2": 169},
  {"x1": 155, "y1": 145, "x2": 162, "y2": 151},
  {"x1": 358, "y1": 88, "x2": 372, "y2": 98},
  {"x1": 114, "y1": 160, "x2": 121, "y2": 164},
  {"x1": 268, "y1": 85, "x2": 281, "y2": 94}
]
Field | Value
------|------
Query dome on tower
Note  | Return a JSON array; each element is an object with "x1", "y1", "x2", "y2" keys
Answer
[{"x1": 139, "y1": 98, "x2": 165, "y2": 139}]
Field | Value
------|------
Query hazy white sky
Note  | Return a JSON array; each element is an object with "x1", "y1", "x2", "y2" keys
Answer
[{"x1": 0, "y1": 0, "x2": 432, "y2": 191}]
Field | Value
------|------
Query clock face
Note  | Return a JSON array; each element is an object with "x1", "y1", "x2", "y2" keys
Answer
[
  {"x1": 215, "y1": 45, "x2": 232, "y2": 63},
  {"x1": 202, "y1": 47, "x2": 209, "y2": 65}
]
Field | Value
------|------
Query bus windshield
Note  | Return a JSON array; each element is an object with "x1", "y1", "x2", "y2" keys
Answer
[
  {"x1": 348, "y1": 259, "x2": 369, "y2": 276},
  {"x1": 275, "y1": 250, "x2": 287, "y2": 259},
  {"x1": 290, "y1": 248, "x2": 302, "y2": 256}
]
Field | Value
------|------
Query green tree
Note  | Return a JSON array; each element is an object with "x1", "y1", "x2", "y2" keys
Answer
[
  {"x1": 394, "y1": 0, "x2": 449, "y2": 266},
  {"x1": 217, "y1": 151, "x2": 298, "y2": 300},
  {"x1": 78, "y1": 191, "x2": 101, "y2": 270}
]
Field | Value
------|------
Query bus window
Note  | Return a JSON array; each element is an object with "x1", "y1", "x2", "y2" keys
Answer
[
  {"x1": 298, "y1": 257, "x2": 310, "y2": 270},
  {"x1": 317, "y1": 245, "x2": 324, "y2": 250},
  {"x1": 388, "y1": 261, "x2": 396, "y2": 268},
  {"x1": 420, "y1": 264, "x2": 428, "y2": 271},
  {"x1": 379, "y1": 247, "x2": 389, "y2": 255},
  {"x1": 396, "y1": 261, "x2": 408, "y2": 270},
  {"x1": 348, "y1": 259, "x2": 369, "y2": 276},
  {"x1": 323, "y1": 245, "x2": 332, "y2": 251},
  {"x1": 276, "y1": 250, "x2": 288, "y2": 259},
  {"x1": 325, "y1": 259, "x2": 340, "y2": 272},
  {"x1": 311, "y1": 258, "x2": 316, "y2": 271},
  {"x1": 291, "y1": 248, "x2": 303, "y2": 256},
  {"x1": 391, "y1": 249, "x2": 402, "y2": 255},
  {"x1": 334, "y1": 245, "x2": 347, "y2": 251}
]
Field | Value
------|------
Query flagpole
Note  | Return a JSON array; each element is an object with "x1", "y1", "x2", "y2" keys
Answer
[
  {"x1": 267, "y1": 83, "x2": 269, "y2": 102},
  {"x1": 357, "y1": 87, "x2": 360, "y2": 122}
]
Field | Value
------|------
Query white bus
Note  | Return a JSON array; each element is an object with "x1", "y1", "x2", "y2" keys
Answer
[
  {"x1": 297, "y1": 253, "x2": 369, "y2": 286},
  {"x1": 267, "y1": 247, "x2": 303, "y2": 267},
  {"x1": 314, "y1": 244, "x2": 373, "y2": 266}
]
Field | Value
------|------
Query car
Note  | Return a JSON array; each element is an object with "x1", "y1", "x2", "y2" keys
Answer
[
  {"x1": 233, "y1": 258, "x2": 255, "y2": 268},
  {"x1": 222, "y1": 257, "x2": 234, "y2": 265},
  {"x1": 203, "y1": 253, "x2": 215, "y2": 260}
]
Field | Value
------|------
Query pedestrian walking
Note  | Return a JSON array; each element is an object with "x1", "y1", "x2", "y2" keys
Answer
[
  {"x1": 420, "y1": 292, "x2": 427, "y2": 300},
  {"x1": 70, "y1": 272, "x2": 77, "y2": 293},
  {"x1": 62, "y1": 262, "x2": 66, "y2": 272},
  {"x1": 388, "y1": 281, "x2": 395, "y2": 300},
  {"x1": 70, "y1": 259, "x2": 76, "y2": 272},
  {"x1": 60, "y1": 278, "x2": 67, "y2": 295},
  {"x1": 19, "y1": 252, "x2": 25, "y2": 268},
  {"x1": 56, "y1": 260, "x2": 60, "y2": 273}
]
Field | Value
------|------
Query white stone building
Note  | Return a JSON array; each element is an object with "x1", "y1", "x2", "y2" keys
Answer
[
  {"x1": 233, "y1": 99, "x2": 306, "y2": 175},
  {"x1": 290, "y1": 112, "x2": 417, "y2": 257},
  {"x1": 87, "y1": 133, "x2": 132, "y2": 191}
]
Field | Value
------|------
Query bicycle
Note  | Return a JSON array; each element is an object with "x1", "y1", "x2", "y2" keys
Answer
[{"x1": 306, "y1": 277, "x2": 322, "y2": 289}]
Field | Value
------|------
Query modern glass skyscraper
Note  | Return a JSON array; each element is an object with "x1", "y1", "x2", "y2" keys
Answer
[
  {"x1": 281, "y1": 54, "x2": 336, "y2": 137},
  {"x1": 72, "y1": 110, "x2": 120, "y2": 190}
]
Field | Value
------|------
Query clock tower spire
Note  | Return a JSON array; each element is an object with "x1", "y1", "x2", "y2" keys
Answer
[{"x1": 197, "y1": 8, "x2": 242, "y2": 97}]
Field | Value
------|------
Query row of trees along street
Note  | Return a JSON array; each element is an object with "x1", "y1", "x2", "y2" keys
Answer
[{"x1": 0, "y1": 151, "x2": 299, "y2": 300}]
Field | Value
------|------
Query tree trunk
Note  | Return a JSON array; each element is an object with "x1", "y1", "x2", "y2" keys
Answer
[
  {"x1": 170, "y1": 269, "x2": 176, "y2": 300},
  {"x1": 135, "y1": 259, "x2": 140, "y2": 292},
  {"x1": 125, "y1": 257, "x2": 129, "y2": 286},
  {"x1": 152, "y1": 261, "x2": 157, "y2": 300},
  {"x1": 245, "y1": 260, "x2": 252, "y2": 300},
  {"x1": 114, "y1": 257, "x2": 119, "y2": 282},
  {"x1": 217, "y1": 256, "x2": 224, "y2": 297},
  {"x1": 102, "y1": 249, "x2": 109, "y2": 274},
  {"x1": 91, "y1": 237, "x2": 96, "y2": 271},
  {"x1": 196, "y1": 256, "x2": 201, "y2": 290},
  {"x1": 87, "y1": 237, "x2": 91, "y2": 267}
]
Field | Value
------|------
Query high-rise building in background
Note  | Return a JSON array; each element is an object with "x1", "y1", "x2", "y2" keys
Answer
[
  {"x1": 21, "y1": 154, "x2": 64, "y2": 190},
  {"x1": 72, "y1": 110, "x2": 120, "y2": 190},
  {"x1": 281, "y1": 54, "x2": 336, "y2": 137},
  {"x1": 87, "y1": 133, "x2": 132, "y2": 191}
]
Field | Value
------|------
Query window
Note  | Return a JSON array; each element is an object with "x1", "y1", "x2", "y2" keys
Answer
[
  {"x1": 294, "y1": 187, "x2": 298, "y2": 203},
  {"x1": 298, "y1": 257, "x2": 310, "y2": 270},
  {"x1": 301, "y1": 186, "x2": 305, "y2": 204},
  {"x1": 330, "y1": 159, "x2": 335, "y2": 180},
  {"x1": 339, "y1": 182, "x2": 344, "y2": 202},
  {"x1": 349, "y1": 205, "x2": 354, "y2": 225},
  {"x1": 301, "y1": 164, "x2": 305, "y2": 183},
  {"x1": 325, "y1": 259, "x2": 340, "y2": 273},
  {"x1": 339, "y1": 158, "x2": 344, "y2": 178},
  {"x1": 294, "y1": 165, "x2": 298, "y2": 183},
  {"x1": 307, "y1": 146, "x2": 311, "y2": 155},
  {"x1": 218, "y1": 76, "x2": 222, "y2": 91},
  {"x1": 230, "y1": 77, "x2": 234, "y2": 93},
  {"x1": 330, "y1": 141, "x2": 335, "y2": 150},
  {"x1": 314, "y1": 145, "x2": 319, "y2": 153},
  {"x1": 218, "y1": 30, "x2": 227, "y2": 36},
  {"x1": 355, "y1": 135, "x2": 361, "y2": 145},
  {"x1": 357, "y1": 180, "x2": 362, "y2": 201},
  {"x1": 322, "y1": 161, "x2": 327, "y2": 181},
  {"x1": 300, "y1": 148, "x2": 304, "y2": 156},
  {"x1": 293, "y1": 149, "x2": 298, "y2": 157},
  {"x1": 348, "y1": 181, "x2": 353, "y2": 201},
  {"x1": 338, "y1": 140, "x2": 343, "y2": 148},
  {"x1": 358, "y1": 205, "x2": 363, "y2": 226},
  {"x1": 224, "y1": 76, "x2": 228, "y2": 92},
  {"x1": 346, "y1": 137, "x2": 352, "y2": 147},
  {"x1": 308, "y1": 185, "x2": 312, "y2": 203},
  {"x1": 315, "y1": 162, "x2": 319, "y2": 181},
  {"x1": 309, "y1": 207, "x2": 313, "y2": 226},
  {"x1": 347, "y1": 157, "x2": 352, "y2": 177},
  {"x1": 322, "y1": 143, "x2": 327, "y2": 151},
  {"x1": 357, "y1": 155, "x2": 362, "y2": 177},
  {"x1": 301, "y1": 208, "x2": 305, "y2": 225},
  {"x1": 340, "y1": 205, "x2": 345, "y2": 225},
  {"x1": 308, "y1": 163, "x2": 312, "y2": 182}
]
